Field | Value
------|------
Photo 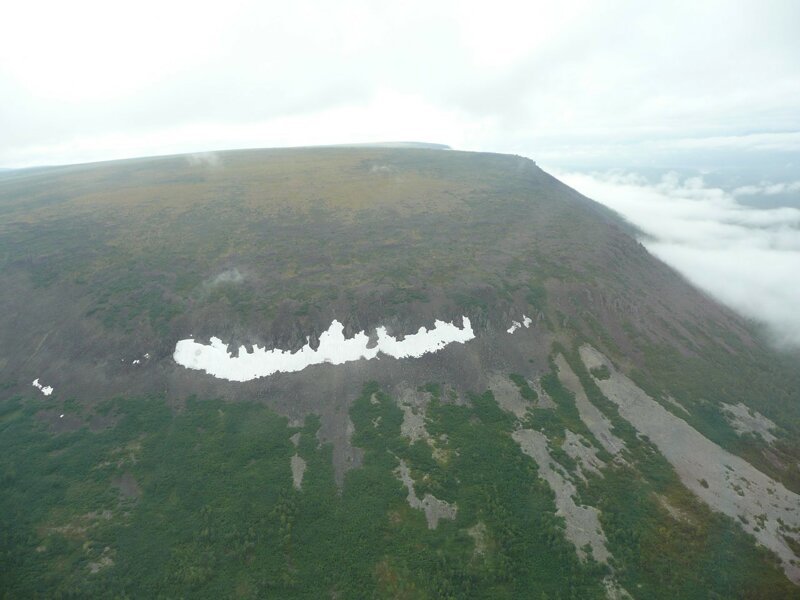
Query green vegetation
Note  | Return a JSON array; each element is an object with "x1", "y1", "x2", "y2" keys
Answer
[
  {"x1": 508, "y1": 373, "x2": 537, "y2": 401},
  {"x1": 630, "y1": 340, "x2": 800, "y2": 493},
  {"x1": 589, "y1": 364, "x2": 611, "y2": 380},
  {"x1": 0, "y1": 148, "x2": 580, "y2": 339},
  {"x1": 552, "y1": 346, "x2": 797, "y2": 598},
  {"x1": 0, "y1": 385, "x2": 607, "y2": 598},
  {"x1": 2, "y1": 370, "x2": 797, "y2": 597}
]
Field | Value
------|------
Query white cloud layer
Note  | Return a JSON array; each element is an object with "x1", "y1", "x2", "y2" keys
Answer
[
  {"x1": 734, "y1": 180, "x2": 800, "y2": 197},
  {"x1": 553, "y1": 169, "x2": 800, "y2": 348}
]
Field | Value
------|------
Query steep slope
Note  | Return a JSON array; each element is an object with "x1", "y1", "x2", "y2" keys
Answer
[{"x1": 1, "y1": 147, "x2": 799, "y2": 597}]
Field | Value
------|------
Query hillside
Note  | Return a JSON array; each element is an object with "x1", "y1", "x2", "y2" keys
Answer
[{"x1": 1, "y1": 147, "x2": 799, "y2": 597}]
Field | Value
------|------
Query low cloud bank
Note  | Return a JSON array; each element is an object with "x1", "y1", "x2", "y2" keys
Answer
[
  {"x1": 553, "y1": 169, "x2": 800, "y2": 349},
  {"x1": 733, "y1": 180, "x2": 800, "y2": 197}
]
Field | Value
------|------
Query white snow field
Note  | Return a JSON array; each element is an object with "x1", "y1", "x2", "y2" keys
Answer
[
  {"x1": 31, "y1": 378, "x2": 53, "y2": 396},
  {"x1": 174, "y1": 317, "x2": 475, "y2": 382}
]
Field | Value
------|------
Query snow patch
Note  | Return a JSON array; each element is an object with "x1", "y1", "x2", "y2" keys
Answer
[
  {"x1": 32, "y1": 378, "x2": 53, "y2": 396},
  {"x1": 507, "y1": 315, "x2": 532, "y2": 334},
  {"x1": 131, "y1": 353, "x2": 149, "y2": 365},
  {"x1": 174, "y1": 317, "x2": 475, "y2": 382}
]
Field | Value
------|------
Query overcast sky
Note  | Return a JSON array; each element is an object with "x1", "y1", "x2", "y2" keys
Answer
[{"x1": 2, "y1": 0, "x2": 799, "y2": 168}]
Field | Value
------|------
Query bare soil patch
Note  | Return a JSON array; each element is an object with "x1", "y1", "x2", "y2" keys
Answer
[
  {"x1": 488, "y1": 373, "x2": 531, "y2": 419},
  {"x1": 112, "y1": 472, "x2": 141, "y2": 500},
  {"x1": 581, "y1": 344, "x2": 800, "y2": 584},
  {"x1": 554, "y1": 354, "x2": 625, "y2": 456},
  {"x1": 512, "y1": 428, "x2": 610, "y2": 564},
  {"x1": 721, "y1": 401, "x2": 777, "y2": 444},
  {"x1": 394, "y1": 459, "x2": 457, "y2": 529},
  {"x1": 291, "y1": 454, "x2": 307, "y2": 490}
]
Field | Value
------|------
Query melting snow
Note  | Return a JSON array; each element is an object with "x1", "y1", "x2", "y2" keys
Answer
[
  {"x1": 507, "y1": 315, "x2": 532, "y2": 334},
  {"x1": 132, "y1": 353, "x2": 150, "y2": 365},
  {"x1": 32, "y1": 378, "x2": 54, "y2": 396},
  {"x1": 174, "y1": 317, "x2": 475, "y2": 382}
]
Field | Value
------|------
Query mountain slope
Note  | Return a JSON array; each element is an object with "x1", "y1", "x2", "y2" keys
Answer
[{"x1": 1, "y1": 147, "x2": 799, "y2": 597}]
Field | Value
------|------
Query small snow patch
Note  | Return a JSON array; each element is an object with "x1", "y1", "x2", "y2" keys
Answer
[
  {"x1": 32, "y1": 378, "x2": 53, "y2": 396},
  {"x1": 507, "y1": 315, "x2": 532, "y2": 334}
]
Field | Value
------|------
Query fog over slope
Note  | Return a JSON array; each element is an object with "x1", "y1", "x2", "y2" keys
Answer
[{"x1": 555, "y1": 169, "x2": 800, "y2": 348}]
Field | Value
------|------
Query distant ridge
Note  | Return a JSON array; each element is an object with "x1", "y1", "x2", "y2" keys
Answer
[
  {"x1": 325, "y1": 141, "x2": 451, "y2": 150},
  {"x1": 0, "y1": 142, "x2": 452, "y2": 171}
]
